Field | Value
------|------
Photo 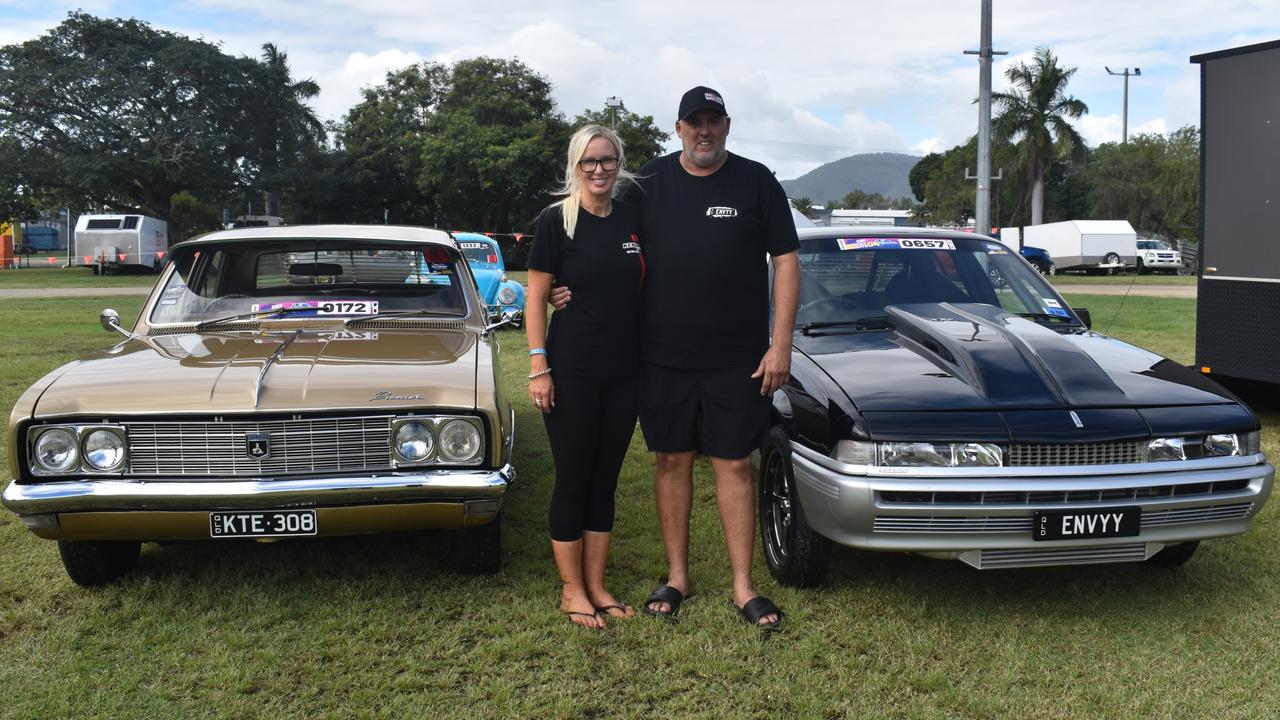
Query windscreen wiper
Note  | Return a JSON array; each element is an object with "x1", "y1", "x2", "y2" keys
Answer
[
  {"x1": 343, "y1": 309, "x2": 457, "y2": 326},
  {"x1": 195, "y1": 305, "x2": 321, "y2": 330},
  {"x1": 1016, "y1": 312, "x2": 1078, "y2": 324},
  {"x1": 800, "y1": 316, "x2": 892, "y2": 336}
]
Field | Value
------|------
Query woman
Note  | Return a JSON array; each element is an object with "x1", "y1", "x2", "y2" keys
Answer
[{"x1": 526, "y1": 125, "x2": 643, "y2": 629}]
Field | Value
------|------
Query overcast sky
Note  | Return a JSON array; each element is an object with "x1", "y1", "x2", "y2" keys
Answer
[{"x1": 4, "y1": 1, "x2": 1279, "y2": 179}]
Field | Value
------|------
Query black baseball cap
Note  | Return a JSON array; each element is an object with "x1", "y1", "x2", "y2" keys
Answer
[{"x1": 678, "y1": 86, "x2": 727, "y2": 121}]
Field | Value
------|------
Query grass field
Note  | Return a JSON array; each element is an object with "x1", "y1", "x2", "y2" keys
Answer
[
  {"x1": 0, "y1": 262, "x2": 157, "y2": 289},
  {"x1": 1048, "y1": 274, "x2": 1197, "y2": 286},
  {"x1": 1, "y1": 293, "x2": 1276, "y2": 719}
]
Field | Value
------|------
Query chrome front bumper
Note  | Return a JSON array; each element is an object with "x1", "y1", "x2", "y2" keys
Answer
[
  {"x1": 788, "y1": 443, "x2": 1273, "y2": 569},
  {"x1": 3, "y1": 465, "x2": 514, "y2": 516}
]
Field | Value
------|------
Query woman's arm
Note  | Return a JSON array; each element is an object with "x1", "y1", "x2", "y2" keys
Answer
[{"x1": 525, "y1": 269, "x2": 555, "y2": 413}]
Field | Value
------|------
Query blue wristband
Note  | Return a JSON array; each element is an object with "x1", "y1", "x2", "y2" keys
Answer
[{"x1": 529, "y1": 348, "x2": 547, "y2": 356}]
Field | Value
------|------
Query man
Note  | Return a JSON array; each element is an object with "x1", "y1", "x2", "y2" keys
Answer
[{"x1": 556, "y1": 86, "x2": 800, "y2": 629}]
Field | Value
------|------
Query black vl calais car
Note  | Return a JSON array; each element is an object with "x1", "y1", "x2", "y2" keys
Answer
[{"x1": 759, "y1": 227, "x2": 1273, "y2": 583}]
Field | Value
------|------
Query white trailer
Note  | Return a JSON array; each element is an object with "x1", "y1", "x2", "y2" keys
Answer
[
  {"x1": 1013, "y1": 220, "x2": 1137, "y2": 273},
  {"x1": 75, "y1": 214, "x2": 169, "y2": 273}
]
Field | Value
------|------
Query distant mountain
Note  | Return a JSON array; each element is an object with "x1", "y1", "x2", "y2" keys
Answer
[{"x1": 780, "y1": 152, "x2": 919, "y2": 205}]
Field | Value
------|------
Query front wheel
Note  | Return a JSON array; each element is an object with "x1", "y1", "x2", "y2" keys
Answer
[
  {"x1": 452, "y1": 511, "x2": 501, "y2": 574},
  {"x1": 759, "y1": 426, "x2": 832, "y2": 587},
  {"x1": 57, "y1": 540, "x2": 141, "y2": 586}
]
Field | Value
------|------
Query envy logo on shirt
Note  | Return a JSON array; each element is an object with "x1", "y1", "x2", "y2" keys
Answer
[{"x1": 705, "y1": 206, "x2": 738, "y2": 219}]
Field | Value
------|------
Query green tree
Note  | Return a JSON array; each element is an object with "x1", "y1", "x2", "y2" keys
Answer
[
  {"x1": 992, "y1": 46, "x2": 1088, "y2": 226},
  {"x1": 1087, "y1": 126, "x2": 1199, "y2": 241},
  {"x1": 790, "y1": 196, "x2": 815, "y2": 217},
  {"x1": 416, "y1": 57, "x2": 569, "y2": 231},
  {"x1": 341, "y1": 63, "x2": 450, "y2": 225},
  {"x1": 168, "y1": 192, "x2": 223, "y2": 241},
  {"x1": 571, "y1": 101, "x2": 670, "y2": 168},
  {"x1": 249, "y1": 43, "x2": 324, "y2": 217},
  {"x1": 908, "y1": 153, "x2": 943, "y2": 202},
  {"x1": 0, "y1": 13, "x2": 264, "y2": 219}
]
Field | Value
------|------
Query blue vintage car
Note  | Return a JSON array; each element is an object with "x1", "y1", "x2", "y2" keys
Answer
[{"x1": 448, "y1": 233, "x2": 525, "y2": 328}]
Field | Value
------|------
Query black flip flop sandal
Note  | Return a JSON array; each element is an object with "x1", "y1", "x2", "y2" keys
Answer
[
  {"x1": 561, "y1": 609, "x2": 603, "y2": 628},
  {"x1": 595, "y1": 602, "x2": 635, "y2": 618},
  {"x1": 642, "y1": 585, "x2": 686, "y2": 619},
  {"x1": 732, "y1": 596, "x2": 784, "y2": 631}
]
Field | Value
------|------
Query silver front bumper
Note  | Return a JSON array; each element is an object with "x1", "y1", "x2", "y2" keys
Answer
[
  {"x1": 788, "y1": 443, "x2": 1273, "y2": 569},
  {"x1": 2, "y1": 464, "x2": 515, "y2": 515}
]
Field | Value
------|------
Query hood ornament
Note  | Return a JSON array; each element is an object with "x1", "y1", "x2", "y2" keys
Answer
[{"x1": 1070, "y1": 411, "x2": 1084, "y2": 428}]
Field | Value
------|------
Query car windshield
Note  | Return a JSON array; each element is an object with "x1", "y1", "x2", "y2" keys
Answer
[
  {"x1": 794, "y1": 235, "x2": 1079, "y2": 329},
  {"x1": 149, "y1": 239, "x2": 470, "y2": 325},
  {"x1": 457, "y1": 240, "x2": 501, "y2": 267},
  {"x1": 1138, "y1": 240, "x2": 1172, "y2": 250}
]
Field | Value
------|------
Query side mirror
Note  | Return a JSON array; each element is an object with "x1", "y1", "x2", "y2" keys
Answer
[
  {"x1": 100, "y1": 308, "x2": 132, "y2": 338},
  {"x1": 1073, "y1": 307, "x2": 1092, "y2": 329}
]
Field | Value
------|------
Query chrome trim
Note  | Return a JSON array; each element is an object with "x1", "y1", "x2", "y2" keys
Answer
[
  {"x1": 791, "y1": 441, "x2": 1266, "y2": 479},
  {"x1": 3, "y1": 464, "x2": 515, "y2": 515}
]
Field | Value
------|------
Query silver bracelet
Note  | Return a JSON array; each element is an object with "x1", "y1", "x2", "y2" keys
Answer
[{"x1": 528, "y1": 368, "x2": 552, "y2": 380}]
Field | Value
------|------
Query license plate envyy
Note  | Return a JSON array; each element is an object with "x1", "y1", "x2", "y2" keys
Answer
[
  {"x1": 209, "y1": 510, "x2": 318, "y2": 538},
  {"x1": 1033, "y1": 507, "x2": 1141, "y2": 541}
]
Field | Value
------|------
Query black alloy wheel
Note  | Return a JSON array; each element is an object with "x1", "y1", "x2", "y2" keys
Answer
[
  {"x1": 759, "y1": 427, "x2": 832, "y2": 587},
  {"x1": 57, "y1": 540, "x2": 141, "y2": 586}
]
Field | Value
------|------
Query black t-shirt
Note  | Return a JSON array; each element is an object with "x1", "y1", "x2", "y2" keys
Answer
[
  {"x1": 528, "y1": 201, "x2": 643, "y2": 378},
  {"x1": 624, "y1": 152, "x2": 799, "y2": 369}
]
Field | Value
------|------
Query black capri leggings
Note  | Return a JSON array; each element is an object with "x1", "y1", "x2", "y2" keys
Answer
[{"x1": 544, "y1": 372, "x2": 639, "y2": 542}]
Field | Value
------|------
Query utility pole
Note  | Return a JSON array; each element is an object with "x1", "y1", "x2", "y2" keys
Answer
[
  {"x1": 1105, "y1": 67, "x2": 1141, "y2": 143},
  {"x1": 965, "y1": 0, "x2": 1007, "y2": 236},
  {"x1": 605, "y1": 96, "x2": 623, "y2": 131}
]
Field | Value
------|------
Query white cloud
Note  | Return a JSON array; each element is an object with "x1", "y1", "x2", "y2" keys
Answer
[{"x1": 9, "y1": 0, "x2": 1280, "y2": 177}]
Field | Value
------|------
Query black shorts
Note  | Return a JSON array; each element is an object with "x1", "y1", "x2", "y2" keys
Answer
[{"x1": 638, "y1": 362, "x2": 771, "y2": 460}]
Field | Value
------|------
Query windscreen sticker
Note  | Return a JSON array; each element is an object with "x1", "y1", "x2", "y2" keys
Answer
[
  {"x1": 251, "y1": 299, "x2": 379, "y2": 316},
  {"x1": 428, "y1": 263, "x2": 451, "y2": 273},
  {"x1": 458, "y1": 242, "x2": 487, "y2": 249},
  {"x1": 1042, "y1": 298, "x2": 1062, "y2": 308},
  {"x1": 1045, "y1": 306, "x2": 1071, "y2": 318},
  {"x1": 837, "y1": 238, "x2": 902, "y2": 250},
  {"x1": 837, "y1": 237, "x2": 956, "y2": 251}
]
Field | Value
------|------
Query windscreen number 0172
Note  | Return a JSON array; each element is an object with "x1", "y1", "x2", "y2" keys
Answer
[{"x1": 317, "y1": 300, "x2": 378, "y2": 315}]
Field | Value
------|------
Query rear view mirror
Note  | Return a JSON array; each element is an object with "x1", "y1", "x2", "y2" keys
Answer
[{"x1": 1073, "y1": 308, "x2": 1092, "y2": 329}]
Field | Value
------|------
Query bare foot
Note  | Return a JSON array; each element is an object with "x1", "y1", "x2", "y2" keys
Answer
[
  {"x1": 589, "y1": 589, "x2": 636, "y2": 618},
  {"x1": 561, "y1": 592, "x2": 604, "y2": 629}
]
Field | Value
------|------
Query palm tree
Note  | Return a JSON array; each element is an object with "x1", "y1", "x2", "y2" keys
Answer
[
  {"x1": 992, "y1": 47, "x2": 1088, "y2": 226},
  {"x1": 254, "y1": 43, "x2": 324, "y2": 217}
]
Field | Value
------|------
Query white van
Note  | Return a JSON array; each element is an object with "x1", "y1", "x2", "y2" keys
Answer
[{"x1": 75, "y1": 214, "x2": 169, "y2": 273}]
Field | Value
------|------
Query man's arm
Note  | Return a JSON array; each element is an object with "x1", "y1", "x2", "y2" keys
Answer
[{"x1": 751, "y1": 250, "x2": 799, "y2": 396}]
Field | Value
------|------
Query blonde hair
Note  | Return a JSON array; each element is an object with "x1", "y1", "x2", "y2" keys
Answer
[{"x1": 551, "y1": 124, "x2": 638, "y2": 239}]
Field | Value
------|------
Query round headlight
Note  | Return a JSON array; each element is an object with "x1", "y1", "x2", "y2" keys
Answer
[
  {"x1": 394, "y1": 421, "x2": 434, "y2": 462},
  {"x1": 83, "y1": 429, "x2": 126, "y2": 471},
  {"x1": 497, "y1": 286, "x2": 518, "y2": 305},
  {"x1": 438, "y1": 420, "x2": 482, "y2": 463},
  {"x1": 34, "y1": 428, "x2": 78, "y2": 473}
]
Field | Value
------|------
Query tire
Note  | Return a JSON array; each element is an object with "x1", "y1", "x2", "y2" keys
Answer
[
  {"x1": 1046, "y1": 262, "x2": 1056, "y2": 276},
  {"x1": 759, "y1": 426, "x2": 832, "y2": 587},
  {"x1": 451, "y1": 511, "x2": 501, "y2": 574},
  {"x1": 1146, "y1": 541, "x2": 1199, "y2": 567},
  {"x1": 57, "y1": 540, "x2": 141, "y2": 586}
]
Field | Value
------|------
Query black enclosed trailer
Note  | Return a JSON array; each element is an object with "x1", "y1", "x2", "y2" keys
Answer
[{"x1": 1191, "y1": 40, "x2": 1280, "y2": 385}]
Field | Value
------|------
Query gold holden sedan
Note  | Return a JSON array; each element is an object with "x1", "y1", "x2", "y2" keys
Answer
[{"x1": 3, "y1": 226, "x2": 516, "y2": 585}]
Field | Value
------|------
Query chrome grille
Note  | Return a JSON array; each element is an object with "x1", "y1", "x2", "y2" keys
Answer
[
  {"x1": 972, "y1": 544, "x2": 1148, "y2": 569},
  {"x1": 1008, "y1": 441, "x2": 1147, "y2": 466},
  {"x1": 126, "y1": 415, "x2": 394, "y2": 477},
  {"x1": 873, "y1": 503, "x2": 1254, "y2": 534},
  {"x1": 879, "y1": 479, "x2": 1250, "y2": 505}
]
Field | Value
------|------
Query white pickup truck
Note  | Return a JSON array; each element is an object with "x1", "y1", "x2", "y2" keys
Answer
[{"x1": 1136, "y1": 239, "x2": 1182, "y2": 274}]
